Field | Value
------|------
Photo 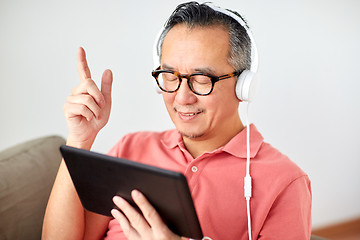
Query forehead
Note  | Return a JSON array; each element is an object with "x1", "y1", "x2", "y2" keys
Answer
[{"x1": 161, "y1": 24, "x2": 232, "y2": 72}]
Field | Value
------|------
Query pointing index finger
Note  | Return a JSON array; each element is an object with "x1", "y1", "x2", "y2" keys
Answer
[{"x1": 78, "y1": 47, "x2": 92, "y2": 82}]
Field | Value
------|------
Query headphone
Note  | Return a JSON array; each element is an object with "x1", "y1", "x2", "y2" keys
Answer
[{"x1": 152, "y1": 3, "x2": 259, "y2": 102}]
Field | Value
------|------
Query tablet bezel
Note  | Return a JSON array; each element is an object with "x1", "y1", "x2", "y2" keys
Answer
[{"x1": 60, "y1": 145, "x2": 203, "y2": 239}]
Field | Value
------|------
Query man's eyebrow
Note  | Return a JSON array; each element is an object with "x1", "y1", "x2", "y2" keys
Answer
[
  {"x1": 162, "y1": 64, "x2": 216, "y2": 75},
  {"x1": 161, "y1": 63, "x2": 175, "y2": 70},
  {"x1": 194, "y1": 67, "x2": 216, "y2": 75}
]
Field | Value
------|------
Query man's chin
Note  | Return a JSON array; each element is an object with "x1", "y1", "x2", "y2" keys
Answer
[{"x1": 178, "y1": 130, "x2": 204, "y2": 139}]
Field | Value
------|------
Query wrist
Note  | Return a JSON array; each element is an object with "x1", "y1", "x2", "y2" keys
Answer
[{"x1": 66, "y1": 134, "x2": 97, "y2": 150}]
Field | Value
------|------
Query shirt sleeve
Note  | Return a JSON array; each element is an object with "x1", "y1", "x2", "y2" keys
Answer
[
  {"x1": 258, "y1": 175, "x2": 312, "y2": 240},
  {"x1": 104, "y1": 218, "x2": 128, "y2": 240}
]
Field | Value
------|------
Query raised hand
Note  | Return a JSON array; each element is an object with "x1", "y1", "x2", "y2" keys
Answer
[{"x1": 63, "y1": 47, "x2": 113, "y2": 148}]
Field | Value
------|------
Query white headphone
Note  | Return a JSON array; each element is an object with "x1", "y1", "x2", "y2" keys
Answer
[{"x1": 152, "y1": 3, "x2": 259, "y2": 102}]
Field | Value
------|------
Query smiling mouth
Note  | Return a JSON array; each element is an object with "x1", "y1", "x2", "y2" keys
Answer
[
  {"x1": 174, "y1": 107, "x2": 204, "y2": 114},
  {"x1": 175, "y1": 108, "x2": 204, "y2": 120},
  {"x1": 180, "y1": 112, "x2": 200, "y2": 116}
]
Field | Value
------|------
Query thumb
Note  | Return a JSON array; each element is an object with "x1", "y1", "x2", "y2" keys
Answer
[{"x1": 101, "y1": 69, "x2": 113, "y2": 107}]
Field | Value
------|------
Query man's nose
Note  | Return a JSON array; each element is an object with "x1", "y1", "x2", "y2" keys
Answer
[{"x1": 174, "y1": 79, "x2": 197, "y2": 105}]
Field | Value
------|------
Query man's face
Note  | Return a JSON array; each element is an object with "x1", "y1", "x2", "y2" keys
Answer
[{"x1": 161, "y1": 24, "x2": 240, "y2": 141}]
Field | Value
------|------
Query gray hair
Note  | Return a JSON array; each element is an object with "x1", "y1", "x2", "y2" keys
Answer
[{"x1": 157, "y1": 1, "x2": 252, "y2": 71}]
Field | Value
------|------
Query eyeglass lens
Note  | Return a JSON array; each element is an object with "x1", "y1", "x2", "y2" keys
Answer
[{"x1": 157, "y1": 72, "x2": 213, "y2": 95}]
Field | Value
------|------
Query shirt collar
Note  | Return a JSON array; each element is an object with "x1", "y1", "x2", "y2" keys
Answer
[
  {"x1": 161, "y1": 129, "x2": 183, "y2": 149},
  {"x1": 161, "y1": 124, "x2": 264, "y2": 159},
  {"x1": 222, "y1": 124, "x2": 264, "y2": 158}
]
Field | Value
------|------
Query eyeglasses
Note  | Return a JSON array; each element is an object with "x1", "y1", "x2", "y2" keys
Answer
[{"x1": 151, "y1": 67, "x2": 243, "y2": 96}]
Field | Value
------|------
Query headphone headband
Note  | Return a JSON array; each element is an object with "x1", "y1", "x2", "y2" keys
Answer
[{"x1": 204, "y1": 3, "x2": 259, "y2": 73}]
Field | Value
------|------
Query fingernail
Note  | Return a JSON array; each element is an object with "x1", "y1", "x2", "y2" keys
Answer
[
  {"x1": 113, "y1": 196, "x2": 126, "y2": 205},
  {"x1": 113, "y1": 196, "x2": 120, "y2": 203},
  {"x1": 111, "y1": 209, "x2": 118, "y2": 217},
  {"x1": 131, "y1": 189, "x2": 141, "y2": 198}
]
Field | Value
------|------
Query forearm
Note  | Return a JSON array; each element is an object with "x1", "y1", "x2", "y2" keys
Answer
[
  {"x1": 43, "y1": 138, "x2": 111, "y2": 239},
  {"x1": 42, "y1": 138, "x2": 92, "y2": 239},
  {"x1": 42, "y1": 160, "x2": 86, "y2": 240}
]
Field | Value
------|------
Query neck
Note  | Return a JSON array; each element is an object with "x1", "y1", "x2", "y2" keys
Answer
[{"x1": 183, "y1": 115, "x2": 244, "y2": 159}]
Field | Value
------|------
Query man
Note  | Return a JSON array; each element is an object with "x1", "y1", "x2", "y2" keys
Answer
[{"x1": 43, "y1": 2, "x2": 311, "y2": 239}]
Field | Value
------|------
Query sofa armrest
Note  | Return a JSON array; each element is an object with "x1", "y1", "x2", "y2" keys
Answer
[{"x1": 0, "y1": 135, "x2": 65, "y2": 240}]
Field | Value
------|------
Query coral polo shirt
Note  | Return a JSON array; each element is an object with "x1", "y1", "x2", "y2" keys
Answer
[{"x1": 104, "y1": 124, "x2": 312, "y2": 240}]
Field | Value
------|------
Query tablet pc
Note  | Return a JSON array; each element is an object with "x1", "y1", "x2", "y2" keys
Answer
[{"x1": 60, "y1": 145, "x2": 203, "y2": 239}]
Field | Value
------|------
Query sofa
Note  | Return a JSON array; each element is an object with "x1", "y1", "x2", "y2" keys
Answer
[{"x1": 0, "y1": 135, "x2": 65, "y2": 240}]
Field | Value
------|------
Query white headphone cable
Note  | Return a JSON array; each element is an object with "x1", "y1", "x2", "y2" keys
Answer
[
  {"x1": 190, "y1": 103, "x2": 252, "y2": 240},
  {"x1": 244, "y1": 102, "x2": 252, "y2": 240}
]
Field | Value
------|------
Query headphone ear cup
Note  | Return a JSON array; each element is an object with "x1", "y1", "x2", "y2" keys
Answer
[{"x1": 235, "y1": 70, "x2": 258, "y2": 102}]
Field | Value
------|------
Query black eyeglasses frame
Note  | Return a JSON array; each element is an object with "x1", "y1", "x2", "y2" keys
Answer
[{"x1": 151, "y1": 67, "x2": 243, "y2": 96}]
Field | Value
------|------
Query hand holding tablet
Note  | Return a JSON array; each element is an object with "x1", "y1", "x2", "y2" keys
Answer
[{"x1": 111, "y1": 190, "x2": 188, "y2": 240}]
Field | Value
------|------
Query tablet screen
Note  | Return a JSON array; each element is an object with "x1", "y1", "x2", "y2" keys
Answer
[{"x1": 60, "y1": 145, "x2": 203, "y2": 239}]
